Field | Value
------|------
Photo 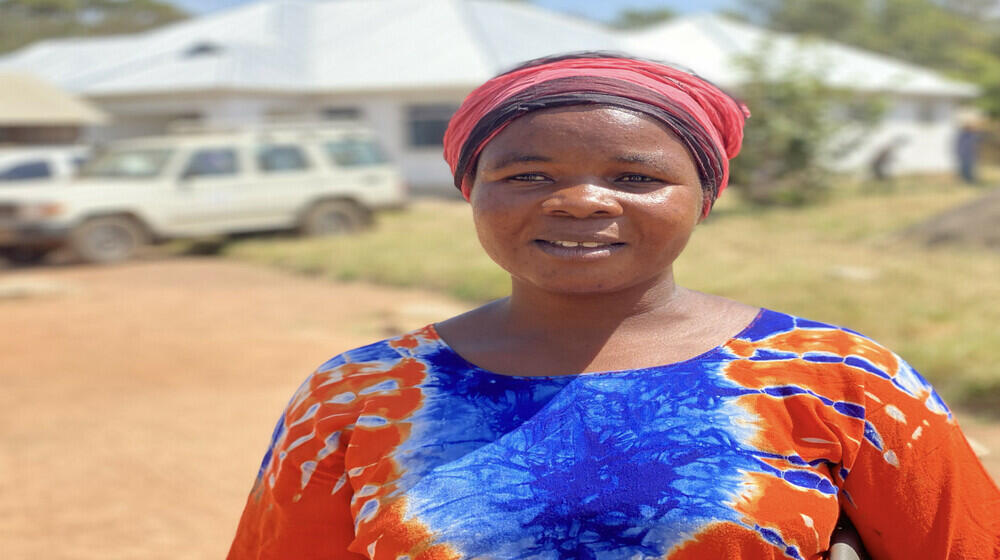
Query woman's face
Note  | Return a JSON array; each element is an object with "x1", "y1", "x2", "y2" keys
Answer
[{"x1": 470, "y1": 105, "x2": 705, "y2": 296}]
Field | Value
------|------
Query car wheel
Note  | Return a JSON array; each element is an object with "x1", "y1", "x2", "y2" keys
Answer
[
  {"x1": 300, "y1": 200, "x2": 368, "y2": 236},
  {"x1": 70, "y1": 217, "x2": 146, "y2": 264},
  {"x1": 0, "y1": 246, "x2": 51, "y2": 265}
]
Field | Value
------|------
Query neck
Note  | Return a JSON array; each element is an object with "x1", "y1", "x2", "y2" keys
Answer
[{"x1": 501, "y1": 271, "x2": 687, "y2": 339}]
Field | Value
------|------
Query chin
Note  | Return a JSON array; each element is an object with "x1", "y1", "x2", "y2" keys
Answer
[{"x1": 514, "y1": 274, "x2": 648, "y2": 297}]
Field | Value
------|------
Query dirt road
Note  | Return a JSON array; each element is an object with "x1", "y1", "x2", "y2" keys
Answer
[
  {"x1": 0, "y1": 259, "x2": 470, "y2": 560},
  {"x1": 1, "y1": 259, "x2": 996, "y2": 559}
]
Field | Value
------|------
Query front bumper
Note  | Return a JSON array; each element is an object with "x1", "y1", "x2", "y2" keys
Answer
[{"x1": 0, "y1": 220, "x2": 71, "y2": 248}]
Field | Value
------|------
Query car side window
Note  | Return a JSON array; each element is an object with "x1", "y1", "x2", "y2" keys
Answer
[
  {"x1": 0, "y1": 160, "x2": 52, "y2": 181},
  {"x1": 323, "y1": 139, "x2": 388, "y2": 167},
  {"x1": 182, "y1": 148, "x2": 239, "y2": 178},
  {"x1": 256, "y1": 144, "x2": 310, "y2": 173}
]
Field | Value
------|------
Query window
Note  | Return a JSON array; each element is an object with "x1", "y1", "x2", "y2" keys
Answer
[
  {"x1": 407, "y1": 104, "x2": 458, "y2": 147},
  {"x1": 0, "y1": 160, "x2": 52, "y2": 181},
  {"x1": 182, "y1": 148, "x2": 239, "y2": 178},
  {"x1": 917, "y1": 100, "x2": 938, "y2": 124},
  {"x1": 78, "y1": 148, "x2": 174, "y2": 178},
  {"x1": 256, "y1": 144, "x2": 310, "y2": 173},
  {"x1": 324, "y1": 138, "x2": 388, "y2": 167}
]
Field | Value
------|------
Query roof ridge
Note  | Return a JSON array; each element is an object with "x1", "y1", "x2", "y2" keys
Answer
[
  {"x1": 450, "y1": 0, "x2": 502, "y2": 76},
  {"x1": 687, "y1": 12, "x2": 748, "y2": 56}
]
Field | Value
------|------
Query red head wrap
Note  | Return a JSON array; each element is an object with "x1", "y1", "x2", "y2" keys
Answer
[{"x1": 442, "y1": 53, "x2": 749, "y2": 215}]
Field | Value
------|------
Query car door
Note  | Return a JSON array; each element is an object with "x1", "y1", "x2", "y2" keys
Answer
[
  {"x1": 246, "y1": 141, "x2": 324, "y2": 229},
  {"x1": 167, "y1": 145, "x2": 252, "y2": 235}
]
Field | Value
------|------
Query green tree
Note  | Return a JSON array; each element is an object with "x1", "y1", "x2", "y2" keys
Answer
[
  {"x1": 609, "y1": 7, "x2": 675, "y2": 30},
  {"x1": 728, "y1": 44, "x2": 884, "y2": 205},
  {"x1": 740, "y1": 0, "x2": 871, "y2": 45},
  {"x1": 0, "y1": 0, "x2": 188, "y2": 55},
  {"x1": 737, "y1": 0, "x2": 1000, "y2": 118}
]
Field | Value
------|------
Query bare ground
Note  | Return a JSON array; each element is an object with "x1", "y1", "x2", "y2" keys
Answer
[
  {"x1": 0, "y1": 259, "x2": 996, "y2": 560},
  {"x1": 904, "y1": 186, "x2": 1000, "y2": 250}
]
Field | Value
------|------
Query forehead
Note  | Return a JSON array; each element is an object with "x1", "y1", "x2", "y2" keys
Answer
[{"x1": 477, "y1": 105, "x2": 691, "y2": 164}]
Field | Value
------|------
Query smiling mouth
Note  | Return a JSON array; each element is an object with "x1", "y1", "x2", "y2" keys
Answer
[
  {"x1": 534, "y1": 239, "x2": 627, "y2": 258},
  {"x1": 547, "y1": 240, "x2": 615, "y2": 248}
]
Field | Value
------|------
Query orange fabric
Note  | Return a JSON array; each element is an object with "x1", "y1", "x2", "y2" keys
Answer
[{"x1": 228, "y1": 315, "x2": 1000, "y2": 559}]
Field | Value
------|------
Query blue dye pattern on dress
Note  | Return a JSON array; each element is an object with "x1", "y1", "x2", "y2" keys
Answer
[{"x1": 396, "y1": 345, "x2": 775, "y2": 559}]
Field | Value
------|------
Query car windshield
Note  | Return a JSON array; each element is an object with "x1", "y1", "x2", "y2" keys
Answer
[{"x1": 79, "y1": 148, "x2": 174, "y2": 178}]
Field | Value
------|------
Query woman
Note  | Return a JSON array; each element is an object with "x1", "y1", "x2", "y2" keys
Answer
[{"x1": 228, "y1": 54, "x2": 999, "y2": 559}]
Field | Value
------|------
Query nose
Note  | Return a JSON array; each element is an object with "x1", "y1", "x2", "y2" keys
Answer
[{"x1": 540, "y1": 181, "x2": 623, "y2": 219}]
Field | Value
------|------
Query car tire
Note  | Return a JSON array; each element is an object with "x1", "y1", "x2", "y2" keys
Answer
[
  {"x1": 300, "y1": 200, "x2": 368, "y2": 236},
  {"x1": 70, "y1": 216, "x2": 147, "y2": 264},
  {"x1": 0, "y1": 246, "x2": 51, "y2": 265}
]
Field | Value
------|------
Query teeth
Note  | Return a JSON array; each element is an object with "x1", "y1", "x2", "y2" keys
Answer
[{"x1": 550, "y1": 241, "x2": 608, "y2": 248}]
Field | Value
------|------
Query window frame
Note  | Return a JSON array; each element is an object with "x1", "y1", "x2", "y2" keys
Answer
[{"x1": 406, "y1": 104, "x2": 459, "y2": 149}]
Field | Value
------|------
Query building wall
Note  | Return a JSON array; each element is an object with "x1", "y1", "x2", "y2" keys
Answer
[{"x1": 827, "y1": 95, "x2": 961, "y2": 176}]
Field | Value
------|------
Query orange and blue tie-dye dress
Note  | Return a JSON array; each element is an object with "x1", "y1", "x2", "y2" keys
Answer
[{"x1": 228, "y1": 309, "x2": 1000, "y2": 559}]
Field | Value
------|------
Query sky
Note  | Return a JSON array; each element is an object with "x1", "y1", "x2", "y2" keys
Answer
[{"x1": 167, "y1": 0, "x2": 735, "y2": 21}]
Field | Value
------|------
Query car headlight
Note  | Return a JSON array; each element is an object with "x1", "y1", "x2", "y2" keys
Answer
[{"x1": 17, "y1": 202, "x2": 64, "y2": 220}]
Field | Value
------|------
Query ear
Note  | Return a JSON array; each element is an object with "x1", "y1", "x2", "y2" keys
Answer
[{"x1": 697, "y1": 192, "x2": 712, "y2": 223}]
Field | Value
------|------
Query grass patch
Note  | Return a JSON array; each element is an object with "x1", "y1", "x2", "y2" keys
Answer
[
  {"x1": 222, "y1": 203, "x2": 510, "y2": 302},
  {"x1": 222, "y1": 179, "x2": 999, "y2": 410}
]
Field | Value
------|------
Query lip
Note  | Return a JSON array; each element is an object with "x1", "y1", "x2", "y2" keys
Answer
[{"x1": 532, "y1": 239, "x2": 627, "y2": 260}]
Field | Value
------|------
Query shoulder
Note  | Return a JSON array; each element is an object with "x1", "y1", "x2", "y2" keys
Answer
[
  {"x1": 284, "y1": 325, "x2": 446, "y2": 416},
  {"x1": 730, "y1": 309, "x2": 948, "y2": 414},
  {"x1": 732, "y1": 308, "x2": 896, "y2": 361},
  {"x1": 314, "y1": 325, "x2": 441, "y2": 376}
]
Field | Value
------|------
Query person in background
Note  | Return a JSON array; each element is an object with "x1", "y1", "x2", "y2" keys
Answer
[
  {"x1": 956, "y1": 116, "x2": 983, "y2": 184},
  {"x1": 228, "y1": 53, "x2": 999, "y2": 560},
  {"x1": 868, "y1": 135, "x2": 908, "y2": 190}
]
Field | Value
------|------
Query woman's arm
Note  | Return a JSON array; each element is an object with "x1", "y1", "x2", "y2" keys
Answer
[
  {"x1": 839, "y1": 350, "x2": 1000, "y2": 559},
  {"x1": 227, "y1": 364, "x2": 367, "y2": 560},
  {"x1": 830, "y1": 513, "x2": 868, "y2": 560}
]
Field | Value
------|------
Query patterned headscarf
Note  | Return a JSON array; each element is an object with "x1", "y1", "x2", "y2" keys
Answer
[{"x1": 443, "y1": 53, "x2": 749, "y2": 216}]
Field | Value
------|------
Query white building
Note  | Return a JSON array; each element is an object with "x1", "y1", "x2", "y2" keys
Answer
[
  {"x1": 0, "y1": 72, "x2": 107, "y2": 144},
  {"x1": 624, "y1": 14, "x2": 978, "y2": 175},
  {"x1": 0, "y1": 0, "x2": 978, "y2": 191}
]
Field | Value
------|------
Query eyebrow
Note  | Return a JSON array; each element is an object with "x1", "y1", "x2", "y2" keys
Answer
[
  {"x1": 615, "y1": 153, "x2": 673, "y2": 175},
  {"x1": 484, "y1": 153, "x2": 552, "y2": 171}
]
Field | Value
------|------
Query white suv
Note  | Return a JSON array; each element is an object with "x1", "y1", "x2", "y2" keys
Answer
[{"x1": 0, "y1": 124, "x2": 406, "y2": 264}]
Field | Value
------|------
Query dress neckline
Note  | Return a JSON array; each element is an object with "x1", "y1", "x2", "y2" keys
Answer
[{"x1": 427, "y1": 308, "x2": 768, "y2": 379}]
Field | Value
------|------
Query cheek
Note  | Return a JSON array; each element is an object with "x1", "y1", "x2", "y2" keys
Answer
[
  {"x1": 470, "y1": 184, "x2": 527, "y2": 263},
  {"x1": 633, "y1": 187, "x2": 703, "y2": 229}
]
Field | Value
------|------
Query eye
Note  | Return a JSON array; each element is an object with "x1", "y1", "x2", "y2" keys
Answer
[
  {"x1": 506, "y1": 173, "x2": 549, "y2": 182},
  {"x1": 617, "y1": 174, "x2": 658, "y2": 183}
]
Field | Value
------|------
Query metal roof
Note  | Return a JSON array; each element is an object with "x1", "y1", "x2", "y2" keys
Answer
[
  {"x1": 0, "y1": 1, "x2": 976, "y2": 99},
  {"x1": 624, "y1": 14, "x2": 978, "y2": 98},
  {"x1": 0, "y1": 72, "x2": 108, "y2": 125},
  {"x1": 0, "y1": 0, "x2": 622, "y2": 96}
]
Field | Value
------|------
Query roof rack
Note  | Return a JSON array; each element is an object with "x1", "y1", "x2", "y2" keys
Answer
[{"x1": 166, "y1": 118, "x2": 365, "y2": 135}]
